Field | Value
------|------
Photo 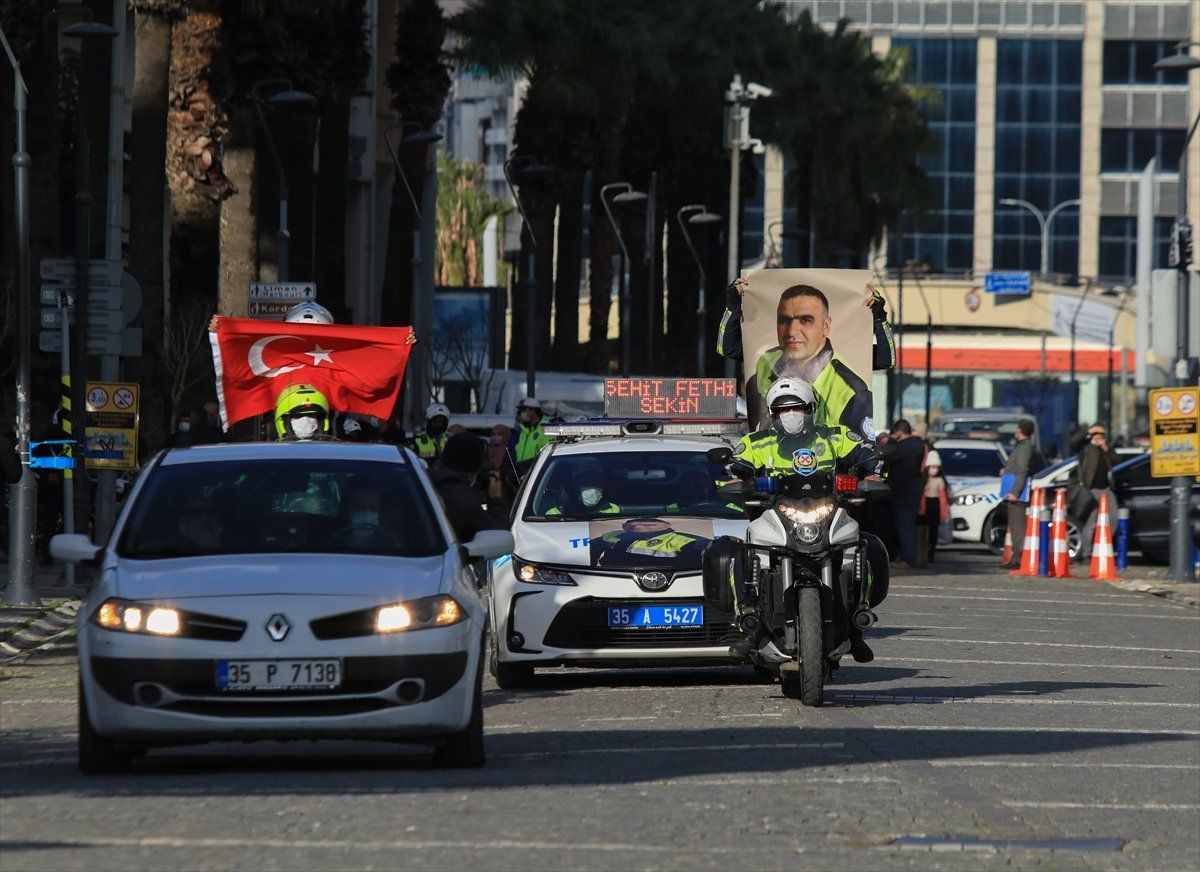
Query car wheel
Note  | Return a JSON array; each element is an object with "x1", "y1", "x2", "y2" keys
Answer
[
  {"x1": 983, "y1": 510, "x2": 1007, "y2": 555},
  {"x1": 489, "y1": 633, "x2": 534, "y2": 690},
  {"x1": 1066, "y1": 522, "x2": 1083, "y2": 561},
  {"x1": 77, "y1": 683, "x2": 132, "y2": 775},
  {"x1": 434, "y1": 651, "x2": 485, "y2": 768}
]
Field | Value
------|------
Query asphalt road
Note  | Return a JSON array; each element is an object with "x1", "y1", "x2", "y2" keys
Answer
[{"x1": 2, "y1": 550, "x2": 1198, "y2": 871}]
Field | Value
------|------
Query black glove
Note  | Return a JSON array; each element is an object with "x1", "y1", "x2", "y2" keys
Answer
[{"x1": 868, "y1": 287, "x2": 888, "y2": 322}]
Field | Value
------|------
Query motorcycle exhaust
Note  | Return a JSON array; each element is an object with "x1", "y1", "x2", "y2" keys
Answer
[
  {"x1": 756, "y1": 640, "x2": 790, "y2": 663},
  {"x1": 851, "y1": 608, "x2": 878, "y2": 629}
]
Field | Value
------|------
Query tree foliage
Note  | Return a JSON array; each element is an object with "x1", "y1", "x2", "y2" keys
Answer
[{"x1": 434, "y1": 154, "x2": 511, "y2": 287}]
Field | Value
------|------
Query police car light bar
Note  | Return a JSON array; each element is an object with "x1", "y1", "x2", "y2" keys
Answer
[{"x1": 542, "y1": 420, "x2": 745, "y2": 439}]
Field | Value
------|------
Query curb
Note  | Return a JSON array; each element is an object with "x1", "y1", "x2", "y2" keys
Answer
[
  {"x1": 0, "y1": 601, "x2": 81, "y2": 658},
  {"x1": 1110, "y1": 579, "x2": 1200, "y2": 609}
]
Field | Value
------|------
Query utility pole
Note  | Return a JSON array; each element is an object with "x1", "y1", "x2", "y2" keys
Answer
[{"x1": 2, "y1": 25, "x2": 39, "y2": 604}]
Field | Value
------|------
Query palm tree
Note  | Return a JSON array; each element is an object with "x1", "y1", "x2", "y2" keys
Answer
[{"x1": 755, "y1": 12, "x2": 937, "y2": 265}]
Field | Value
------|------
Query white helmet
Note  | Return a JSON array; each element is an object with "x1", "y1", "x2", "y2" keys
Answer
[
  {"x1": 518, "y1": 397, "x2": 542, "y2": 411},
  {"x1": 765, "y1": 378, "x2": 817, "y2": 412},
  {"x1": 425, "y1": 402, "x2": 451, "y2": 422},
  {"x1": 284, "y1": 301, "x2": 334, "y2": 324}
]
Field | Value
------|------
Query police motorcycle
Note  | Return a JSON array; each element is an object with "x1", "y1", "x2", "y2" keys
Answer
[{"x1": 702, "y1": 445, "x2": 889, "y2": 706}]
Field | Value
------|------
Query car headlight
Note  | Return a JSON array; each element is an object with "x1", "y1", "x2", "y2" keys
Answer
[
  {"x1": 512, "y1": 556, "x2": 577, "y2": 586},
  {"x1": 375, "y1": 595, "x2": 463, "y2": 634},
  {"x1": 776, "y1": 498, "x2": 834, "y2": 526},
  {"x1": 94, "y1": 599, "x2": 182, "y2": 636},
  {"x1": 952, "y1": 494, "x2": 984, "y2": 506}
]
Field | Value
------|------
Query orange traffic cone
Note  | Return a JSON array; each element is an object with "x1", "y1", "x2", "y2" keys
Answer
[
  {"x1": 1048, "y1": 487, "x2": 1074, "y2": 578},
  {"x1": 1011, "y1": 487, "x2": 1042, "y2": 576},
  {"x1": 1088, "y1": 493, "x2": 1120, "y2": 581}
]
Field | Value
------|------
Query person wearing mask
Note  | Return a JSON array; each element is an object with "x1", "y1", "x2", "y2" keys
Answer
[
  {"x1": 592, "y1": 517, "x2": 708, "y2": 567},
  {"x1": 1069, "y1": 423, "x2": 1121, "y2": 562},
  {"x1": 411, "y1": 403, "x2": 451, "y2": 463},
  {"x1": 486, "y1": 424, "x2": 512, "y2": 473},
  {"x1": 726, "y1": 378, "x2": 885, "y2": 662},
  {"x1": 546, "y1": 467, "x2": 620, "y2": 516},
  {"x1": 717, "y1": 278, "x2": 895, "y2": 439},
  {"x1": 999, "y1": 419, "x2": 1041, "y2": 569},
  {"x1": 508, "y1": 397, "x2": 552, "y2": 479},
  {"x1": 167, "y1": 409, "x2": 197, "y2": 448},
  {"x1": 878, "y1": 419, "x2": 925, "y2": 569},
  {"x1": 201, "y1": 402, "x2": 224, "y2": 442},
  {"x1": 274, "y1": 384, "x2": 331, "y2": 441},
  {"x1": 921, "y1": 449, "x2": 951, "y2": 564},
  {"x1": 429, "y1": 432, "x2": 509, "y2": 543}
]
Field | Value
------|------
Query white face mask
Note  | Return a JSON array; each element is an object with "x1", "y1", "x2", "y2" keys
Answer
[
  {"x1": 177, "y1": 421, "x2": 191, "y2": 433},
  {"x1": 580, "y1": 487, "x2": 603, "y2": 507},
  {"x1": 351, "y1": 510, "x2": 379, "y2": 527},
  {"x1": 777, "y1": 410, "x2": 809, "y2": 435},
  {"x1": 290, "y1": 417, "x2": 320, "y2": 440}
]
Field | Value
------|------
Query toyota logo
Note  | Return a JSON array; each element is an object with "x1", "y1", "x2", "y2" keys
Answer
[
  {"x1": 265, "y1": 614, "x2": 291, "y2": 641},
  {"x1": 637, "y1": 571, "x2": 670, "y2": 591}
]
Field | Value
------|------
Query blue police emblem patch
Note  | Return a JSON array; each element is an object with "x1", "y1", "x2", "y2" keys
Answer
[
  {"x1": 792, "y1": 448, "x2": 818, "y2": 475},
  {"x1": 861, "y1": 417, "x2": 877, "y2": 441}
]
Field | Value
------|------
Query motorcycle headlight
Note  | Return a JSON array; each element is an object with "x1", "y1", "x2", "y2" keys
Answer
[
  {"x1": 777, "y1": 498, "x2": 835, "y2": 526},
  {"x1": 795, "y1": 523, "x2": 822, "y2": 544},
  {"x1": 512, "y1": 556, "x2": 577, "y2": 586}
]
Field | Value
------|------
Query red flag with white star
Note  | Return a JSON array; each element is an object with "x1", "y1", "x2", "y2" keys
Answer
[{"x1": 209, "y1": 317, "x2": 414, "y2": 430}]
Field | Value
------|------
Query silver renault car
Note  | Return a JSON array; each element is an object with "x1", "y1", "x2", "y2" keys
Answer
[{"x1": 52, "y1": 441, "x2": 512, "y2": 773}]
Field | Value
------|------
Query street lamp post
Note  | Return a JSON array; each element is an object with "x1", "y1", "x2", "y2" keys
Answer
[
  {"x1": 503, "y1": 158, "x2": 553, "y2": 399},
  {"x1": 385, "y1": 127, "x2": 442, "y2": 429},
  {"x1": 252, "y1": 79, "x2": 317, "y2": 283},
  {"x1": 676, "y1": 205, "x2": 723, "y2": 375},
  {"x1": 1, "y1": 25, "x2": 37, "y2": 604},
  {"x1": 724, "y1": 75, "x2": 772, "y2": 378},
  {"x1": 1154, "y1": 42, "x2": 1200, "y2": 583},
  {"x1": 998, "y1": 197, "x2": 1081, "y2": 276},
  {"x1": 601, "y1": 182, "x2": 648, "y2": 376}
]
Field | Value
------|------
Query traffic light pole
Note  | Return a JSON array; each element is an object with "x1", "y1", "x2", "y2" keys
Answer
[{"x1": 1167, "y1": 112, "x2": 1198, "y2": 583}]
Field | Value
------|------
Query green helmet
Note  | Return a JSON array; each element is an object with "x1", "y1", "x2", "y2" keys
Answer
[{"x1": 274, "y1": 383, "x2": 330, "y2": 440}]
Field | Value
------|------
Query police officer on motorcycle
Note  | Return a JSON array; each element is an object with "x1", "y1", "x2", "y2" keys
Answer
[{"x1": 727, "y1": 377, "x2": 887, "y2": 663}]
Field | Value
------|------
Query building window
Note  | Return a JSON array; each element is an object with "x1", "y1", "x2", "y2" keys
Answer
[
  {"x1": 887, "y1": 38, "x2": 977, "y2": 273},
  {"x1": 1097, "y1": 216, "x2": 1174, "y2": 281},
  {"x1": 993, "y1": 40, "x2": 1083, "y2": 275},
  {"x1": 1100, "y1": 128, "x2": 1186, "y2": 173},
  {"x1": 1103, "y1": 40, "x2": 1190, "y2": 86}
]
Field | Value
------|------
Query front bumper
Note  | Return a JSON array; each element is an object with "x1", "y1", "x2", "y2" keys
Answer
[
  {"x1": 950, "y1": 499, "x2": 993, "y2": 543},
  {"x1": 492, "y1": 569, "x2": 737, "y2": 664},
  {"x1": 78, "y1": 601, "x2": 480, "y2": 743}
]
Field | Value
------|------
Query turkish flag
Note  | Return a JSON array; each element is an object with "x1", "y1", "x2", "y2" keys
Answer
[{"x1": 209, "y1": 318, "x2": 414, "y2": 430}]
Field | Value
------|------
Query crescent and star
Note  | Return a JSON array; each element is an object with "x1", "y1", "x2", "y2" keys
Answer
[{"x1": 248, "y1": 335, "x2": 335, "y2": 378}]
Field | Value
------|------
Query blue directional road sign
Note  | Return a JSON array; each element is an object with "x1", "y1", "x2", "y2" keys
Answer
[{"x1": 984, "y1": 271, "x2": 1032, "y2": 295}]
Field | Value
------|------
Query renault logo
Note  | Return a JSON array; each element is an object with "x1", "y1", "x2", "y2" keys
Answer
[
  {"x1": 637, "y1": 571, "x2": 670, "y2": 591},
  {"x1": 265, "y1": 614, "x2": 291, "y2": 641}
]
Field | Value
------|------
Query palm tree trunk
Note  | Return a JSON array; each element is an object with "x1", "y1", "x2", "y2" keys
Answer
[
  {"x1": 552, "y1": 173, "x2": 584, "y2": 370},
  {"x1": 126, "y1": 8, "x2": 172, "y2": 453},
  {"x1": 218, "y1": 104, "x2": 257, "y2": 316},
  {"x1": 664, "y1": 200, "x2": 696, "y2": 376},
  {"x1": 586, "y1": 190, "x2": 615, "y2": 371},
  {"x1": 533, "y1": 201, "x2": 555, "y2": 364},
  {"x1": 314, "y1": 99, "x2": 350, "y2": 321}
]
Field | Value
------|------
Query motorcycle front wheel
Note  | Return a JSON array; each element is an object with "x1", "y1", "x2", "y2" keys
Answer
[{"x1": 781, "y1": 586, "x2": 825, "y2": 706}]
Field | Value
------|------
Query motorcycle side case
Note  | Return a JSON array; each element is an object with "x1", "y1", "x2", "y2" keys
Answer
[
  {"x1": 863, "y1": 533, "x2": 889, "y2": 607},
  {"x1": 702, "y1": 536, "x2": 742, "y2": 615}
]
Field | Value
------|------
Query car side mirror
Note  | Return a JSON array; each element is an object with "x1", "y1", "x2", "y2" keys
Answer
[
  {"x1": 706, "y1": 446, "x2": 733, "y2": 465},
  {"x1": 464, "y1": 529, "x2": 515, "y2": 560},
  {"x1": 50, "y1": 533, "x2": 101, "y2": 565}
]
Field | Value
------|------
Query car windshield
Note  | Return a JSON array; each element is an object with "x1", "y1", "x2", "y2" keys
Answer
[
  {"x1": 118, "y1": 458, "x2": 445, "y2": 559},
  {"x1": 525, "y1": 450, "x2": 743, "y2": 520},
  {"x1": 938, "y1": 446, "x2": 1005, "y2": 478}
]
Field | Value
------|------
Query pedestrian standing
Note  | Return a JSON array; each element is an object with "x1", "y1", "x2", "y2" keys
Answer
[
  {"x1": 507, "y1": 398, "x2": 551, "y2": 480},
  {"x1": 921, "y1": 449, "x2": 950, "y2": 563},
  {"x1": 1000, "y1": 419, "x2": 1040, "y2": 569},
  {"x1": 1068, "y1": 423, "x2": 1120, "y2": 562},
  {"x1": 880, "y1": 419, "x2": 925, "y2": 569}
]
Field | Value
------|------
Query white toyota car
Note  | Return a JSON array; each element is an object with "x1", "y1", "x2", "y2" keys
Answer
[
  {"x1": 53, "y1": 441, "x2": 512, "y2": 773},
  {"x1": 488, "y1": 420, "x2": 749, "y2": 688}
]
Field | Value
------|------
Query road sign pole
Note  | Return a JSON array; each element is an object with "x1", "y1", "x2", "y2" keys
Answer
[{"x1": 59, "y1": 292, "x2": 75, "y2": 589}]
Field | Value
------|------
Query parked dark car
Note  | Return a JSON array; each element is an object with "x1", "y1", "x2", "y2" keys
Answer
[{"x1": 1111, "y1": 455, "x2": 1200, "y2": 564}]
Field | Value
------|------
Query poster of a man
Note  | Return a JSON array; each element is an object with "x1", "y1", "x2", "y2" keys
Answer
[
  {"x1": 718, "y1": 269, "x2": 895, "y2": 437},
  {"x1": 589, "y1": 517, "x2": 713, "y2": 569}
]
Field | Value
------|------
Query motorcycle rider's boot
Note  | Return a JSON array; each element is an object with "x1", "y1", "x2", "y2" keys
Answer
[
  {"x1": 728, "y1": 632, "x2": 759, "y2": 658},
  {"x1": 728, "y1": 607, "x2": 763, "y2": 658},
  {"x1": 848, "y1": 627, "x2": 874, "y2": 663}
]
